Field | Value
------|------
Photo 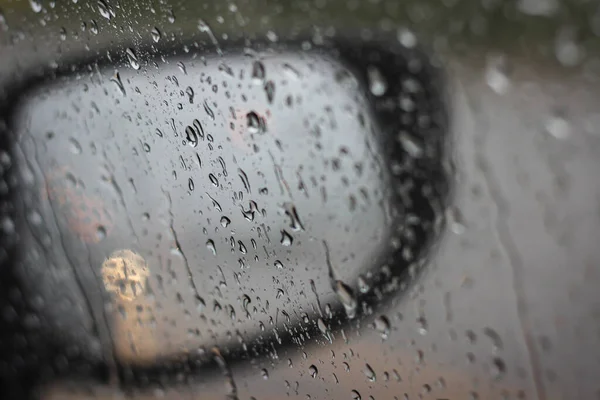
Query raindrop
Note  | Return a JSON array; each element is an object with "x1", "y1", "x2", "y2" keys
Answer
[
  {"x1": 251, "y1": 60, "x2": 265, "y2": 83},
  {"x1": 283, "y1": 63, "x2": 300, "y2": 79},
  {"x1": 491, "y1": 357, "x2": 506, "y2": 380},
  {"x1": 373, "y1": 316, "x2": 390, "y2": 339},
  {"x1": 29, "y1": 0, "x2": 42, "y2": 13},
  {"x1": 143, "y1": 143, "x2": 151, "y2": 152},
  {"x1": 261, "y1": 368, "x2": 269, "y2": 380},
  {"x1": 483, "y1": 327, "x2": 503, "y2": 352},
  {"x1": 151, "y1": 27, "x2": 161, "y2": 42},
  {"x1": 177, "y1": 61, "x2": 187, "y2": 75},
  {"x1": 206, "y1": 239, "x2": 217, "y2": 255},
  {"x1": 111, "y1": 72, "x2": 126, "y2": 96},
  {"x1": 485, "y1": 54, "x2": 510, "y2": 95},
  {"x1": 0, "y1": 216, "x2": 15, "y2": 236},
  {"x1": 274, "y1": 260, "x2": 283, "y2": 269},
  {"x1": 351, "y1": 389, "x2": 362, "y2": 400},
  {"x1": 97, "y1": 0, "x2": 111, "y2": 19},
  {"x1": 357, "y1": 275, "x2": 370, "y2": 293},
  {"x1": 218, "y1": 157, "x2": 227, "y2": 176},
  {"x1": 280, "y1": 230, "x2": 293, "y2": 246},
  {"x1": 126, "y1": 48, "x2": 140, "y2": 70},
  {"x1": 96, "y1": 225, "x2": 107, "y2": 241},
  {"x1": 367, "y1": 65, "x2": 387, "y2": 96},
  {"x1": 446, "y1": 206, "x2": 466, "y2": 234},
  {"x1": 204, "y1": 100, "x2": 215, "y2": 120},
  {"x1": 246, "y1": 111, "x2": 265, "y2": 134},
  {"x1": 417, "y1": 316, "x2": 428, "y2": 335},
  {"x1": 309, "y1": 365, "x2": 318, "y2": 378},
  {"x1": 397, "y1": 27, "x2": 417, "y2": 48},
  {"x1": 545, "y1": 111, "x2": 570, "y2": 139},
  {"x1": 27, "y1": 210, "x2": 42, "y2": 226},
  {"x1": 197, "y1": 18, "x2": 223, "y2": 56},
  {"x1": 363, "y1": 364, "x2": 376, "y2": 382},
  {"x1": 517, "y1": 0, "x2": 558, "y2": 16},
  {"x1": 282, "y1": 202, "x2": 304, "y2": 231},
  {"x1": 68, "y1": 138, "x2": 82, "y2": 154},
  {"x1": 196, "y1": 295, "x2": 206, "y2": 312},
  {"x1": 193, "y1": 119, "x2": 205, "y2": 139},
  {"x1": 555, "y1": 27, "x2": 582, "y2": 67},
  {"x1": 209, "y1": 173, "x2": 219, "y2": 187},
  {"x1": 185, "y1": 125, "x2": 199, "y2": 147},
  {"x1": 238, "y1": 241, "x2": 247, "y2": 254},
  {"x1": 186, "y1": 86, "x2": 195, "y2": 104},
  {"x1": 155, "y1": 128, "x2": 163, "y2": 138},
  {"x1": 264, "y1": 81, "x2": 275, "y2": 103},
  {"x1": 238, "y1": 169, "x2": 251, "y2": 193},
  {"x1": 188, "y1": 178, "x2": 195, "y2": 191},
  {"x1": 335, "y1": 281, "x2": 357, "y2": 319},
  {"x1": 317, "y1": 318, "x2": 328, "y2": 334},
  {"x1": 220, "y1": 216, "x2": 231, "y2": 227},
  {"x1": 397, "y1": 131, "x2": 423, "y2": 158}
]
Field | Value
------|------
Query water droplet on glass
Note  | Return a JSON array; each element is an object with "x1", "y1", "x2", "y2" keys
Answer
[
  {"x1": 209, "y1": 173, "x2": 219, "y2": 187},
  {"x1": 206, "y1": 239, "x2": 217, "y2": 255},
  {"x1": 151, "y1": 27, "x2": 161, "y2": 42},
  {"x1": 177, "y1": 61, "x2": 187, "y2": 75},
  {"x1": 251, "y1": 60, "x2": 265, "y2": 84},
  {"x1": 188, "y1": 178, "x2": 195, "y2": 191},
  {"x1": 29, "y1": 0, "x2": 42, "y2": 13},
  {"x1": 373, "y1": 315, "x2": 390, "y2": 339},
  {"x1": 397, "y1": 131, "x2": 423, "y2": 158},
  {"x1": 363, "y1": 364, "x2": 376, "y2": 382},
  {"x1": 280, "y1": 230, "x2": 293, "y2": 246},
  {"x1": 351, "y1": 389, "x2": 362, "y2": 400},
  {"x1": 274, "y1": 260, "x2": 283, "y2": 269},
  {"x1": 261, "y1": 368, "x2": 269, "y2": 380},
  {"x1": 309, "y1": 365, "x2": 318, "y2": 378},
  {"x1": 126, "y1": 48, "x2": 140, "y2": 70},
  {"x1": 68, "y1": 137, "x2": 82, "y2": 154},
  {"x1": 367, "y1": 66, "x2": 387, "y2": 96},
  {"x1": 203, "y1": 100, "x2": 215, "y2": 120},
  {"x1": 220, "y1": 216, "x2": 231, "y2": 227},
  {"x1": 555, "y1": 27, "x2": 582, "y2": 67},
  {"x1": 483, "y1": 327, "x2": 503, "y2": 352},
  {"x1": 491, "y1": 357, "x2": 506, "y2": 380},
  {"x1": 94, "y1": 225, "x2": 106, "y2": 241},
  {"x1": 97, "y1": 0, "x2": 111, "y2": 19},
  {"x1": 283, "y1": 202, "x2": 304, "y2": 231},
  {"x1": 111, "y1": 72, "x2": 126, "y2": 96},
  {"x1": 417, "y1": 316, "x2": 428, "y2": 335},
  {"x1": 545, "y1": 112, "x2": 570, "y2": 139},
  {"x1": 357, "y1": 275, "x2": 370, "y2": 293},
  {"x1": 517, "y1": 0, "x2": 558, "y2": 16},
  {"x1": 264, "y1": 80, "x2": 275, "y2": 103},
  {"x1": 186, "y1": 86, "x2": 194, "y2": 103},
  {"x1": 485, "y1": 54, "x2": 510, "y2": 95},
  {"x1": 335, "y1": 281, "x2": 357, "y2": 319},
  {"x1": 446, "y1": 206, "x2": 466, "y2": 234},
  {"x1": 247, "y1": 111, "x2": 265, "y2": 134},
  {"x1": 397, "y1": 28, "x2": 417, "y2": 48},
  {"x1": 197, "y1": 18, "x2": 223, "y2": 56},
  {"x1": 185, "y1": 125, "x2": 199, "y2": 147}
]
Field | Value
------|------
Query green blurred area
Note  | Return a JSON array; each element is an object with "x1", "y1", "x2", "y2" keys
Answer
[{"x1": 0, "y1": 0, "x2": 599, "y2": 63}]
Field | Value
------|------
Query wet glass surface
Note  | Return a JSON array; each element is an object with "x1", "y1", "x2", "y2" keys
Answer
[{"x1": 1, "y1": 1, "x2": 600, "y2": 399}]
